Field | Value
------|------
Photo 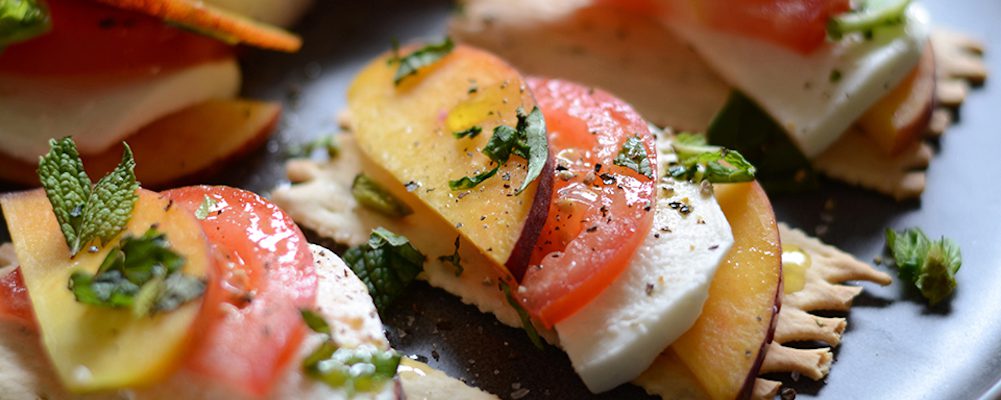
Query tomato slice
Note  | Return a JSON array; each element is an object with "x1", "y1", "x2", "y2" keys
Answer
[
  {"x1": 163, "y1": 186, "x2": 317, "y2": 397},
  {"x1": 596, "y1": 0, "x2": 850, "y2": 54},
  {"x1": 521, "y1": 78, "x2": 657, "y2": 327},
  {"x1": 0, "y1": 0, "x2": 232, "y2": 77},
  {"x1": 0, "y1": 267, "x2": 34, "y2": 325}
]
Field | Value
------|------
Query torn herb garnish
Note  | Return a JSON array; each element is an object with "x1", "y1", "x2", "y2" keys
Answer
[
  {"x1": 453, "y1": 125, "x2": 482, "y2": 139},
  {"x1": 391, "y1": 37, "x2": 455, "y2": 86},
  {"x1": 343, "y1": 228, "x2": 426, "y2": 312},
  {"x1": 0, "y1": 0, "x2": 50, "y2": 47},
  {"x1": 438, "y1": 236, "x2": 463, "y2": 277},
  {"x1": 68, "y1": 228, "x2": 205, "y2": 317},
  {"x1": 885, "y1": 227, "x2": 962, "y2": 305},
  {"x1": 352, "y1": 174, "x2": 413, "y2": 218},
  {"x1": 613, "y1": 135, "x2": 653, "y2": 178},
  {"x1": 668, "y1": 133, "x2": 756, "y2": 183},
  {"x1": 449, "y1": 107, "x2": 547, "y2": 194},
  {"x1": 300, "y1": 310, "x2": 401, "y2": 393},
  {"x1": 501, "y1": 281, "x2": 545, "y2": 350},
  {"x1": 38, "y1": 137, "x2": 138, "y2": 256}
]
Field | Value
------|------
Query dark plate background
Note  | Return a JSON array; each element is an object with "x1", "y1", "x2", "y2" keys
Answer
[{"x1": 3, "y1": 1, "x2": 1000, "y2": 399}]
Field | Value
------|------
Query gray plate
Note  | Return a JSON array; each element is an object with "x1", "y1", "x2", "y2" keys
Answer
[{"x1": 3, "y1": 0, "x2": 999, "y2": 398}]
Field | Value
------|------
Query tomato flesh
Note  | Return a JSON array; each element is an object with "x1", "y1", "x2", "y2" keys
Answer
[
  {"x1": 0, "y1": 0, "x2": 232, "y2": 77},
  {"x1": 521, "y1": 78, "x2": 657, "y2": 327},
  {"x1": 596, "y1": 0, "x2": 850, "y2": 53},
  {"x1": 0, "y1": 268, "x2": 34, "y2": 325},
  {"x1": 163, "y1": 186, "x2": 317, "y2": 397}
]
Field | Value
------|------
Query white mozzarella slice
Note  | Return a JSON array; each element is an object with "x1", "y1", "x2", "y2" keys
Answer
[
  {"x1": 553, "y1": 136, "x2": 733, "y2": 393},
  {"x1": 0, "y1": 59, "x2": 240, "y2": 163},
  {"x1": 204, "y1": 0, "x2": 314, "y2": 27},
  {"x1": 666, "y1": 5, "x2": 931, "y2": 158}
]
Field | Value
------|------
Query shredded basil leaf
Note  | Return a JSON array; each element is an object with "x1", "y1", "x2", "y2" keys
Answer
[
  {"x1": 38, "y1": 138, "x2": 138, "y2": 256},
  {"x1": 669, "y1": 133, "x2": 756, "y2": 183},
  {"x1": 453, "y1": 125, "x2": 482, "y2": 139},
  {"x1": 501, "y1": 282, "x2": 544, "y2": 350},
  {"x1": 450, "y1": 107, "x2": 548, "y2": 194},
  {"x1": 437, "y1": 236, "x2": 463, "y2": 277},
  {"x1": 613, "y1": 136, "x2": 654, "y2": 178},
  {"x1": 0, "y1": 0, "x2": 49, "y2": 48},
  {"x1": 706, "y1": 91, "x2": 816, "y2": 191},
  {"x1": 828, "y1": 0, "x2": 912, "y2": 40},
  {"x1": 288, "y1": 134, "x2": 340, "y2": 159},
  {"x1": 343, "y1": 228, "x2": 426, "y2": 312},
  {"x1": 391, "y1": 37, "x2": 455, "y2": 86},
  {"x1": 352, "y1": 174, "x2": 413, "y2": 218},
  {"x1": 885, "y1": 227, "x2": 962, "y2": 305},
  {"x1": 300, "y1": 311, "x2": 400, "y2": 394},
  {"x1": 68, "y1": 228, "x2": 205, "y2": 317}
]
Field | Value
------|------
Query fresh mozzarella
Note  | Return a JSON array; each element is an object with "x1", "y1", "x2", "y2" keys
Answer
[
  {"x1": 553, "y1": 135, "x2": 733, "y2": 393},
  {"x1": 0, "y1": 245, "x2": 398, "y2": 400},
  {"x1": 666, "y1": 5, "x2": 932, "y2": 158},
  {"x1": 204, "y1": 0, "x2": 314, "y2": 27},
  {"x1": 0, "y1": 60, "x2": 240, "y2": 163}
]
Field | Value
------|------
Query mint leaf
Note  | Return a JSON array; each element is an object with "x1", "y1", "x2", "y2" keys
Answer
[
  {"x1": 351, "y1": 174, "x2": 413, "y2": 218},
  {"x1": 343, "y1": 227, "x2": 426, "y2": 312},
  {"x1": 299, "y1": 309, "x2": 400, "y2": 393},
  {"x1": 451, "y1": 107, "x2": 548, "y2": 194},
  {"x1": 669, "y1": 133, "x2": 756, "y2": 183},
  {"x1": 706, "y1": 92, "x2": 816, "y2": 191},
  {"x1": 501, "y1": 281, "x2": 544, "y2": 350},
  {"x1": 300, "y1": 309, "x2": 332, "y2": 335},
  {"x1": 78, "y1": 144, "x2": 138, "y2": 249},
  {"x1": 38, "y1": 138, "x2": 92, "y2": 255},
  {"x1": 288, "y1": 134, "x2": 340, "y2": 159},
  {"x1": 828, "y1": 0, "x2": 911, "y2": 40},
  {"x1": 884, "y1": 227, "x2": 962, "y2": 305},
  {"x1": 391, "y1": 37, "x2": 454, "y2": 86},
  {"x1": 613, "y1": 135, "x2": 653, "y2": 178},
  {"x1": 68, "y1": 228, "x2": 205, "y2": 316},
  {"x1": 0, "y1": 0, "x2": 50, "y2": 48},
  {"x1": 195, "y1": 195, "x2": 216, "y2": 220}
]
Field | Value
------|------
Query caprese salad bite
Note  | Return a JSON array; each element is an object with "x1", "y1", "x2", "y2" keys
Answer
[
  {"x1": 0, "y1": 138, "x2": 494, "y2": 399},
  {"x1": 450, "y1": 0, "x2": 988, "y2": 200},
  {"x1": 273, "y1": 41, "x2": 892, "y2": 398},
  {"x1": 0, "y1": 0, "x2": 312, "y2": 188}
]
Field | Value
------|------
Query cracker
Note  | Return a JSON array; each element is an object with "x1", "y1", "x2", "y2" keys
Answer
[
  {"x1": 813, "y1": 127, "x2": 932, "y2": 201},
  {"x1": 399, "y1": 359, "x2": 499, "y2": 400}
]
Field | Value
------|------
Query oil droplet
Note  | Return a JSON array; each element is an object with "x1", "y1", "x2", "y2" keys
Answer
[{"x1": 782, "y1": 244, "x2": 811, "y2": 294}]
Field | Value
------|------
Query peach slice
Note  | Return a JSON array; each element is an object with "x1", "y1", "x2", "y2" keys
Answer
[
  {"x1": 667, "y1": 182, "x2": 782, "y2": 400},
  {"x1": 0, "y1": 189, "x2": 214, "y2": 392},
  {"x1": 857, "y1": 42, "x2": 936, "y2": 156},
  {"x1": 347, "y1": 44, "x2": 552, "y2": 278},
  {"x1": 0, "y1": 99, "x2": 280, "y2": 189},
  {"x1": 91, "y1": 0, "x2": 302, "y2": 52}
]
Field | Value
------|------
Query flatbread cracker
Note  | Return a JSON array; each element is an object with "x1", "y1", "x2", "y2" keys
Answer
[{"x1": 813, "y1": 127, "x2": 932, "y2": 201}]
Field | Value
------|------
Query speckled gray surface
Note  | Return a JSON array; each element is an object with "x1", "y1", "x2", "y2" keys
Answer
[{"x1": 2, "y1": 1, "x2": 1000, "y2": 399}]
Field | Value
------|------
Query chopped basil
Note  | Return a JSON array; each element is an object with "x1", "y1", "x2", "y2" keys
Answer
[
  {"x1": 68, "y1": 228, "x2": 205, "y2": 317},
  {"x1": 450, "y1": 107, "x2": 548, "y2": 194},
  {"x1": 300, "y1": 310, "x2": 401, "y2": 394},
  {"x1": 453, "y1": 125, "x2": 482, "y2": 139},
  {"x1": 38, "y1": 138, "x2": 138, "y2": 256},
  {"x1": 437, "y1": 236, "x2": 463, "y2": 277},
  {"x1": 448, "y1": 166, "x2": 499, "y2": 191},
  {"x1": 668, "y1": 133, "x2": 756, "y2": 183},
  {"x1": 828, "y1": 0, "x2": 912, "y2": 40},
  {"x1": 343, "y1": 228, "x2": 426, "y2": 312},
  {"x1": 885, "y1": 227, "x2": 962, "y2": 305},
  {"x1": 501, "y1": 282, "x2": 544, "y2": 350},
  {"x1": 613, "y1": 136, "x2": 653, "y2": 178},
  {"x1": 0, "y1": 0, "x2": 49, "y2": 48},
  {"x1": 288, "y1": 134, "x2": 340, "y2": 159},
  {"x1": 391, "y1": 37, "x2": 455, "y2": 86},
  {"x1": 352, "y1": 174, "x2": 413, "y2": 218},
  {"x1": 194, "y1": 195, "x2": 216, "y2": 220},
  {"x1": 706, "y1": 91, "x2": 816, "y2": 191}
]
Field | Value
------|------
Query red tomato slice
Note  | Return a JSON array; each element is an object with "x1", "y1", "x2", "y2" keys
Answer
[
  {"x1": 596, "y1": 0, "x2": 850, "y2": 54},
  {"x1": 0, "y1": 0, "x2": 232, "y2": 77},
  {"x1": 163, "y1": 186, "x2": 317, "y2": 397},
  {"x1": 0, "y1": 268, "x2": 34, "y2": 325},
  {"x1": 521, "y1": 78, "x2": 657, "y2": 327}
]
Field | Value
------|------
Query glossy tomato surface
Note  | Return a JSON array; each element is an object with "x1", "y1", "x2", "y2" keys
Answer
[
  {"x1": 520, "y1": 77, "x2": 657, "y2": 327},
  {"x1": 0, "y1": 0, "x2": 232, "y2": 77},
  {"x1": 0, "y1": 267, "x2": 33, "y2": 325},
  {"x1": 163, "y1": 186, "x2": 317, "y2": 397}
]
